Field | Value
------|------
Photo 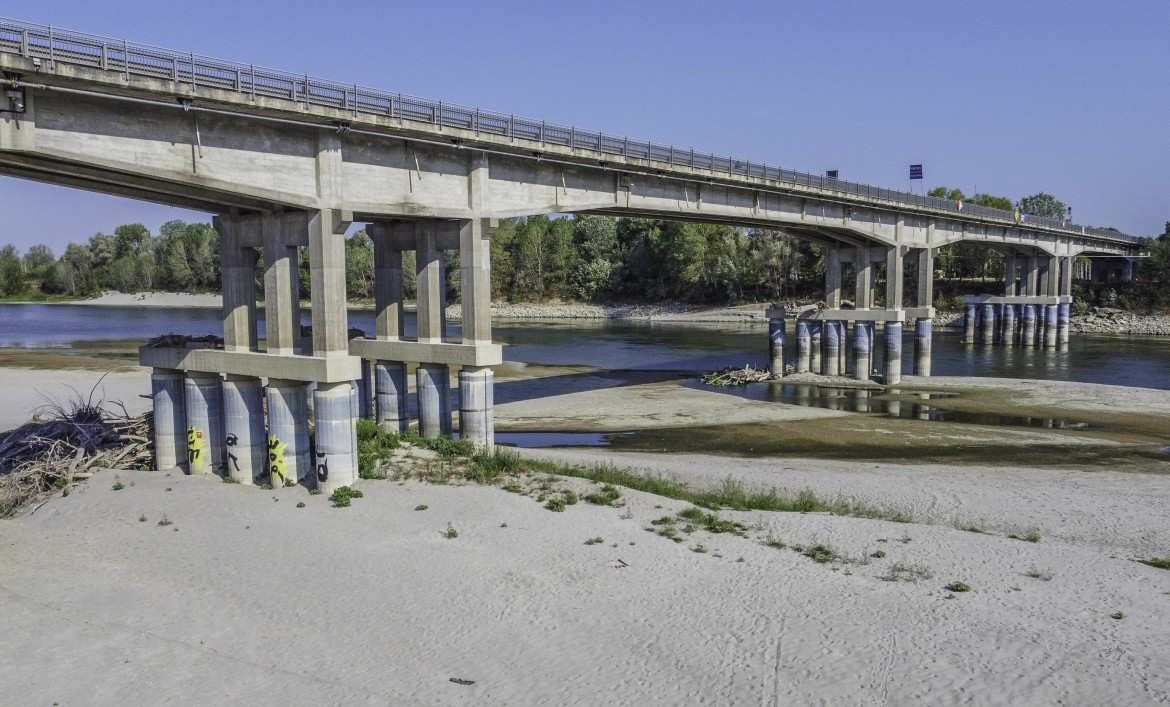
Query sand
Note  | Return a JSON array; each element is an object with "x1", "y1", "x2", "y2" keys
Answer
[{"x1": 2, "y1": 361, "x2": 1170, "y2": 704}]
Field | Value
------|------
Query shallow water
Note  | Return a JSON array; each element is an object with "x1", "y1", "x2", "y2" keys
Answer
[{"x1": 2, "y1": 304, "x2": 1168, "y2": 389}]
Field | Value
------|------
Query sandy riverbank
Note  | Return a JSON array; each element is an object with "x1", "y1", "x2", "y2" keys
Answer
[{"x1": 2, "y1": 360, "x2": 1170, "y2": 703}]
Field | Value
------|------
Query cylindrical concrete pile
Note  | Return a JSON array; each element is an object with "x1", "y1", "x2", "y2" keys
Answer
[
  {"x1": 459, "y1": 365, "x2": 495, "y2": 448},
  {"x1": 913, "y1": 320, "x2": 932, "y2": 376},
  {"x1": 883, "y1": 322, "x2": 902, "y2": 385},
  {"x1": 416, "y1": 363, "x2": 452, "y2": 438},
  {"x1": 184, "y1": 372, "x2": 224, "y2": 475},
  {"x1": 313, "y1": 381, "x2": 358, "y2": 494},
  {"x1": 768, "y1": 319, "x2": 785, "y2": 376},
  {"x1": 222, "y1": 375, "x2": 265, "y2": 484},
  {"x1": 266, "y1": 379, "x2": 311, "y2": 487},
  {"x1": 151, "y1": 368, "x2": 187, "y2": 471}
]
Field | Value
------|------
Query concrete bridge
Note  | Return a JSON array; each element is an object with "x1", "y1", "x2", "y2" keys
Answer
[{"x1": 0, "y1": 20, "x2": 1146, "y2": 491}]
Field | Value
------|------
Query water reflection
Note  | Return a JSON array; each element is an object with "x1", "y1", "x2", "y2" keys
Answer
[{"x1": 690, "y1": 380, "x2": 1096, "y2": 430}]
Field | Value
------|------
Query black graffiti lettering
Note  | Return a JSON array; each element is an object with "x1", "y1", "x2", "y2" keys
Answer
[
  {"x1": 315, "y1": 452, "x2": 329, "y2": 483},
  {"x1": 226, "y1": 433, "x2": 238, "y2": 446}
]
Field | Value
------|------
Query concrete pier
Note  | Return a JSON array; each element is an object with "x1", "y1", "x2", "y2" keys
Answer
[
  {"x1": 768, "y1": 319, "x2": 785, "y2": 376},
  {"x1": 1057, "y1": 302, "x2": 1071, "y2": 345},
  {"x1": 375, "y1": 361, "x2": 410, "y2": 433},
  {"x1": 883, "y1": 322, "x2": 902, "y2": 385},
  {"x1": 221, "y1": 375, "x2": 265, "y2": 484},
  {"x1": 265, "y1": 379, "x2": 311, "y2": 487},
  {"x1": 809, "y1": 322, "x2": 823, "y2": 374},
  {"x1": 1022, "y1": 305, "x2": 1037, "y2": 347},
  {"x1": 853, "y1": 322, "x2": 872, "y2": 381},
  {"x1": 913, "y1": 320, "x2": 932, "y2": 376},
  {"x1": 795, "y1": 320, "x2": 811, "y2": 374},
  {"x1": 416, "y1": 363, "x2": 452, "y2": 438},
  {"x1": 356, "y1": 359, "x2": 375, "y2": 420},
  {"x1": 184, "y1": 372, "x2": 224, "y2": 475},
  {"x1": 823, "y1": 321, "x2": 841, "y2": 376},
  {"x1": 459, "y1": 366, "x2": 495, "y2": 447},
  {"x1": 1002, "y1": 305, "x2": 1016, "y2": 347},
  {"x1": 979, "y1": 303, "x2": 996, "y2": 345},
  {"x1": 837, "y1": 322, "x2": 848, "y2": 376},
  {"x1": 313, "y1": 381, "x2": 358, "y2": 494},
  {"x1": 1044, "y1": 304, "x2": 1059, "y2": 348},
  {"x1": 964, "y1": 304, "x2": 977, "y2": 344},
  {"x1": 150, "y1": 368, "x2": 187, "y2": 471}
]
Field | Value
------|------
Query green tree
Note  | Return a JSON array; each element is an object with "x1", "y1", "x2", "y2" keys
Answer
[
  {"x1": 344, "y1": 229, "x2": 375, "y2": 299},
  {"x1": 970, "y1": 193, "x2": 1014, "y2": 211},
  {"x1": 0, "y1": 244, "x2": 24, "y2": 296},
  {"x1": 1016, "y1": 192, "x2": 1068, "y2": 220},
  {"x1": 22, "y1": 244, "x2": 54, "y2": 272}
]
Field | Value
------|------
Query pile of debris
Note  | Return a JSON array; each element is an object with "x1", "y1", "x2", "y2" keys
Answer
[
  {"x1": 701, "y1": 365, "x2": 777, "y2": 387},
  {"x1": 0, "y1": 389, "x2": 152, "y2": 516},
  {"x1": 145, "y1": 333, "x2": 223, "y2": 348}
]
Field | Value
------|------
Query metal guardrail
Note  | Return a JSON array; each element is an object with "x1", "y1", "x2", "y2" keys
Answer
[{"x1": 0, "y1": 17, "x2": 1146, "y2": 246}]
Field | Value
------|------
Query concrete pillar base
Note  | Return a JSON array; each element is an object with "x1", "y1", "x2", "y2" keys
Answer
[
  {"x1": 884, "y1": 322, "x2": 903, "y2": 384},
  {"x1": 1057, "y1": 302, "x2": 1071, "y2": 345},
  {"x1": 1002, "y1": 305, "x2": 1017, "y2": 347},
  {"x1": 1021, "y1": 305, "x2": 1037, "y2": 348},
  {"x1": 151, "y1": 368, "x2": 187, "y2": 471},
  {"x1": 459, "y1": 366, "x2": 495, "y2": 448},
  {"x1": 913, "y1": 320, "x2": 932, "y2": 377},
  {"x1": 314, "y1": 381, "x2": 359, "y2": 494},
  {"x1": 375, "y1": 361, "x2": 410, "y2": 433},
  {"x1": 979, "y1": 303, "x2": 996, "y2": 345},
  {"x1": 416, "y1": 363, "x2": 452, "y2": 438},
  {"x1": 836, "y1": 322, "x2": 848, "y2": 376},
  {"x1": 222, "y1": 375, "x2": 265, "y2": 484},
  {"x1": 823, "y1": 321, "x2": 841, "y2": 376},
  {"x1": 963, "y1": 304, "x2": 976, "y2": 344},
  {"x1": 767, "y1": 319, "x2": 785, "y2": 376},
  {"x1": 809, "y1": 322, "x2": 823, "y2": 375},
  {"x1": 1044, "y1": 304, "x2": 1059, "y2": 348},
  {"x1": 852, "y1": 322, "x2": 872, "y2": 382},
  {"x1": 184, "y1": 372, "x2": 224, "y2": 475},
  {"x1": 266, "y1": 379, "x2": 311, "y2": 488},
  {"x1": 356, "y1": 359, "x2": 375, "y2": 420},
  {"x1": 795, "y1": 320, "x2": 811, "y2": 374}
]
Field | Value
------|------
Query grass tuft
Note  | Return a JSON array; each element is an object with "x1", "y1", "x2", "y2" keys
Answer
[
  {"x1": 1136, "y1": 557, "x2": 1170, "y2": 571},
  {"x1": 885, "y1": 561, "x2": 934, "y2": 583},
  {"x1": 945, "y1": 581, "x2": 972, "y2": 593}
]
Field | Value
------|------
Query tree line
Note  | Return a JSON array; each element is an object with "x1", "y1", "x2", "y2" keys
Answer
[{"x1": 2, "y1": 192, "x2": 1166, "y2": 309}]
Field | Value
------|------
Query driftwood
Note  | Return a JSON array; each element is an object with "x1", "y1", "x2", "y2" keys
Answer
[
  {"x1": 145, "y1": 333, "x2": 223, "y2": 348},
  {"x1": 0, "y1": 379, "x2": 153, "y2": 516},
  {"x1": 701, "y1": 365, "x2": 777, "y2": 387}
]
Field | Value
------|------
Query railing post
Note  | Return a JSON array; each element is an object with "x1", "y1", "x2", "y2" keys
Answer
[
  {"x1": 437, "y1": 100, "x2": 443, "y2": 129},
  {"x1": 171, "y1": 56, "x2": 178, "y2": 83},
  {"x1": 235, "y1": 69, "x2": 242, "y2": 92},
  {"x1": 509, "y1": 114, "x2": 514, "y2": 142},
  {"x1": 250, "y1": 64, "x2": 256, "y2": 101},
  {"x1": 623, "y1": 136, "x2": 628, "y2": 157},
  {"x1": 669, "y1": 145, "x2": 674, "y2": 166},
  {"x1": 48, "y1": 26, "x2": 55, "y2": 69},
  {"x1": 352, "y1": 84, "x2": 358, "y2": 117},
  {"x1": 540, "y1": 121, "x2": 545, "y2": 147},
  {"x1": 397, "y1": 92, "x2": 402, "y2": 124},
  {"x1": 303, "y1": 75, "x2": 309, "y2": 109},
  {"x1": 19, "y1": 29, "x2": 28, "y2": 57},
  {"x1": 190, "y1": 52, "x2": 196, "y2": 92},
  {"x1": 474, "y1": 107, "x2": 479, "y2": 137},
  {"x1": 570, "y1": 126, "x2": 575, "y2": 151},
  {"x1": 100, "y1": 43, "x2": 108, "y2": 70},
  {"x1": 690, "y1": 148, "x2": 694, "y2": 168}
]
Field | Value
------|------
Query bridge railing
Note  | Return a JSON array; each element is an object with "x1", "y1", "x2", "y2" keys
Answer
[{"x1": 0, "y1": 18, "x2": 1146, "y2": 246}]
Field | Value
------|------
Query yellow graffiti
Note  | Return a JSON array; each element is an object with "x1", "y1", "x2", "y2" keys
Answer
[
  {"x1": 267, "y1": 436, "x2": 289, "y2": 485},
  {"x1": 187, "y1": 427, "x2": 206, "y2": 470}
]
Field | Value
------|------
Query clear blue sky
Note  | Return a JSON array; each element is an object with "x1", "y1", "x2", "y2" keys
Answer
[{"x1": 1, "y1": 0, "x2": 1167, "y2": 254}]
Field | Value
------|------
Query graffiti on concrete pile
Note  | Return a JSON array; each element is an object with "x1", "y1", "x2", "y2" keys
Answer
[{"x1": 267, "y1": 436, "x2": 289, "y2": 485}]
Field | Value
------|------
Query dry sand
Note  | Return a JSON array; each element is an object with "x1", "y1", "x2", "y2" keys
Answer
[{"x1": 2, "y1": 362, "x2": 1170, "y2": 704}]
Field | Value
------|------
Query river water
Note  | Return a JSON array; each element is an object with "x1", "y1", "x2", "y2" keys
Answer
[
  {"x1": 1, "y1": 303, "x2": 1167, "y2": 390},
  {"x1": 2, "y1": 303, "x2": 1169, "y2": 389}
]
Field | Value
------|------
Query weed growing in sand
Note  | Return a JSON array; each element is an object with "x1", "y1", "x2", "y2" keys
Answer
[
  {"x1": 885, "y1": 562, "x2": 934, "y2": 583},
  {"x1": 737, "y1": 557, "x2": 745, "y2": 562},
  {"x1": 763, "y1": 534, "x2": 786, "y2": 550},
  {"x1": 157, "y1": 515, "x2": 173, "y2": 527},
  {"x1": 802, "y1": 544, "x2": 842, "y2": 564},
  {"x1": 309, "y1": 489, "x2": 321, "y2": 495},
  {"x1": 691, "y1": 545, "x2": 708, "y2": 554},
  {"x1": 260, "y1": 484, "x2": 272, "y2": 490},
  {"x1": 1136, "y1": 558, "x2": 1170, "y2": 571},
  {"x1": 564, "y1": 490, "x2": 578, "y2": 506},
  {"x1": 872, "y1": 550, "x2": 887, "y2": 559},
  {"x1": 112, "y1": 476, "x2": 124, "y2": 491},
  {"x1": 945, "y1": 581, "x2": 972, "y2": 593},
  {"x1": 678, "y1": 507, "x2": 748, "y2": 536},
  {"x1": 283, "y1": 479, "x2": 296, "y2": 488},
  {"x1": 415, "y1": 504, "x2": 428, "y2": 511},
  {"x1": 330, "y1": 486, "x2": 363, "y2": 508},
  {"x1": 545, "y1": 497, "x2": 567, "y2": 512},
  {"x1": 54, "y1": 477, "x2": 68, "y2": 489},
  {"x1": 444, "y1": 522, "x2": 458, "y2": 539},
  {"x1": 900, "y1": 534, "x2": 913, "y2": 544},
  {"x1": 1110, "y1": 612, "x2": 1126, "y2": 620},
  {"x1": 138, "y1": 514, "x2": 147, "y2": 522},
  {"x1": 584, "y1": 484, "x2": 623, "y2": 506},
  {"x1": 959, "y1": 525, "x2": 983, "y2": 534},
  {"x1": 584, "y1": 537, "x2": 604, "y2": 545},
  {"x1": 500, "y1": 522, "x2": 508, "y2": 528},
  {"x1": 165, "y1": 487, "x2": 172, "y2": 492},
  {"x1": 1026, "y1": 568, "x2": 1053, "y2": 581},
  {"x1": 222, "y1": 476, "x2": 240, "y2": 484},
  {"x1": 1008, "y1": 529, "x2": 1042, "y2": 543}
]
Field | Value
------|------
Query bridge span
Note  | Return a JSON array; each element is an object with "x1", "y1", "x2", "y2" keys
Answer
[{"x1": 0, "y1": 19, "x2": 1147, "y2": 490}]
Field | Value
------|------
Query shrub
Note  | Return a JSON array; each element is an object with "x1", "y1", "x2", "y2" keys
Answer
[
  {"x1": 330, "y1": 486, "x2": 363, "y2": 508},
  {"x1": 444, "y1": 522, "x2": 458, "y2": 539},
  {"x1": 415, "y1": 504, "x2": 428, "y2": 511},
  {"x1": 945, "y1": 581, "x2": 972, "y2": 593},
  {"x1": 545, "y1": 497, "x2": 566, "y2": 512},
  {"x1": 583, "y1": 484, "x2": 622, "y2": 506}
]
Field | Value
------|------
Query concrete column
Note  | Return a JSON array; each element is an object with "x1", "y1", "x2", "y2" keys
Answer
[
  {"x1": 795, "y1": 320, "x2": 811, "y2": 373},
  {"x1": 841, "y1": 322, "x2": 852, "y2": 375},
  {"x1": 1004, "y1": 257, "x2": 1017, "y2": 297},
  {"x1": 416, "y1": 364, "x2": 452, "y2": 438},
  {"x1": 1036, "y1": 305, "x2": 1048, "y2": 346},
  {"x1": 825, "y1": 247, "x2": 842, "y2": 308},
  {"x1": 809, "y1": 322, "x2": 823, "y2": 374},
  {"x1": 216, "y1": 214, "x2": 259, "y2": 352},
  {"x1": 460, "y1": 217, "x2": 494, "y2": 345},
  {"x1": 151, "y1": 368, "x2": 187, "y2": 471},
  {"x1": 1024, "y1": 257, "x2": 1040, "y2": 296},
  {"x1": 459, "y1": 366, "x2": 494, "y2": 447},
  {"x1": 767, "y1": 318, "x2": 785, "y2": 376},
  {"x1": 1021, "y1": 305, "x2": 1036, "y2": 347},
  {"x1": 371, "y1": 224, "x2": 405, "y2": 341},
  {"x1": 1122, "y1": 258, "x2": 1136, "y2": 282},
  {"x1": 979, "y1": 303, "x2": 995, "y2": 345},
  {"x1": 1060, "y1": 257, "x2": 1074, "y2": 296},
  {"x1": 1058, "y1": 302, "x2": 1071, "y2": 346},
  {"x1": 913, "y1": 320, "x2": 932, "y2": 377},
  {"x1": 1044, "y1": 304, "x2": 1059, "y2": 347},
  {"x1": 823, "y1": 321, "x2": 840, "y2": 376},
  {"x1": 855, "y1": 249, "x2": 874, "y2": 309},
  {"x1": 963, "y1": 304, "x2": 976, "y2": 344},
  {"x1": 1047, "y1": 256, "x2": 1061, "y2": 296},
  {"x1": 416, "y1": 221, "x2": 445, "y2": 343},
  {"x1": 184, "y1": 372, "x2": 225, "y2": 475},
  {"x1": 308, "y1": 208, "x2": 352, "y2": 357},
  {"x1": 266, "y1": 379, "x2": 311, "y2": 487},
  {"x1": 222, "y1": 375, "x2": 265, "y2": 484},
  {"x1": 375, "y1": 361, "x2": 410, "y2": 432},
  {"x1": 313, "y1": 381, "x2": 358, "y2": 494},
  {"x1": 885, "y1": 247, "x2": 904, "y2": 309},
  {"x1": 262, "y1": 210, "x2": 302, "y2": 356},
  {"x1": 883, "y1": 322, "x2": 902, "y2": 385},
  {"x1": 916, "y1": 249, "x2": 934, "y2": 308},
  {"x1": 852, "y1": 321, "x2": 872, "y2": 381},
  {"x1": 1002, "y1": 305, "x2": 1016, "y2": 347}
]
